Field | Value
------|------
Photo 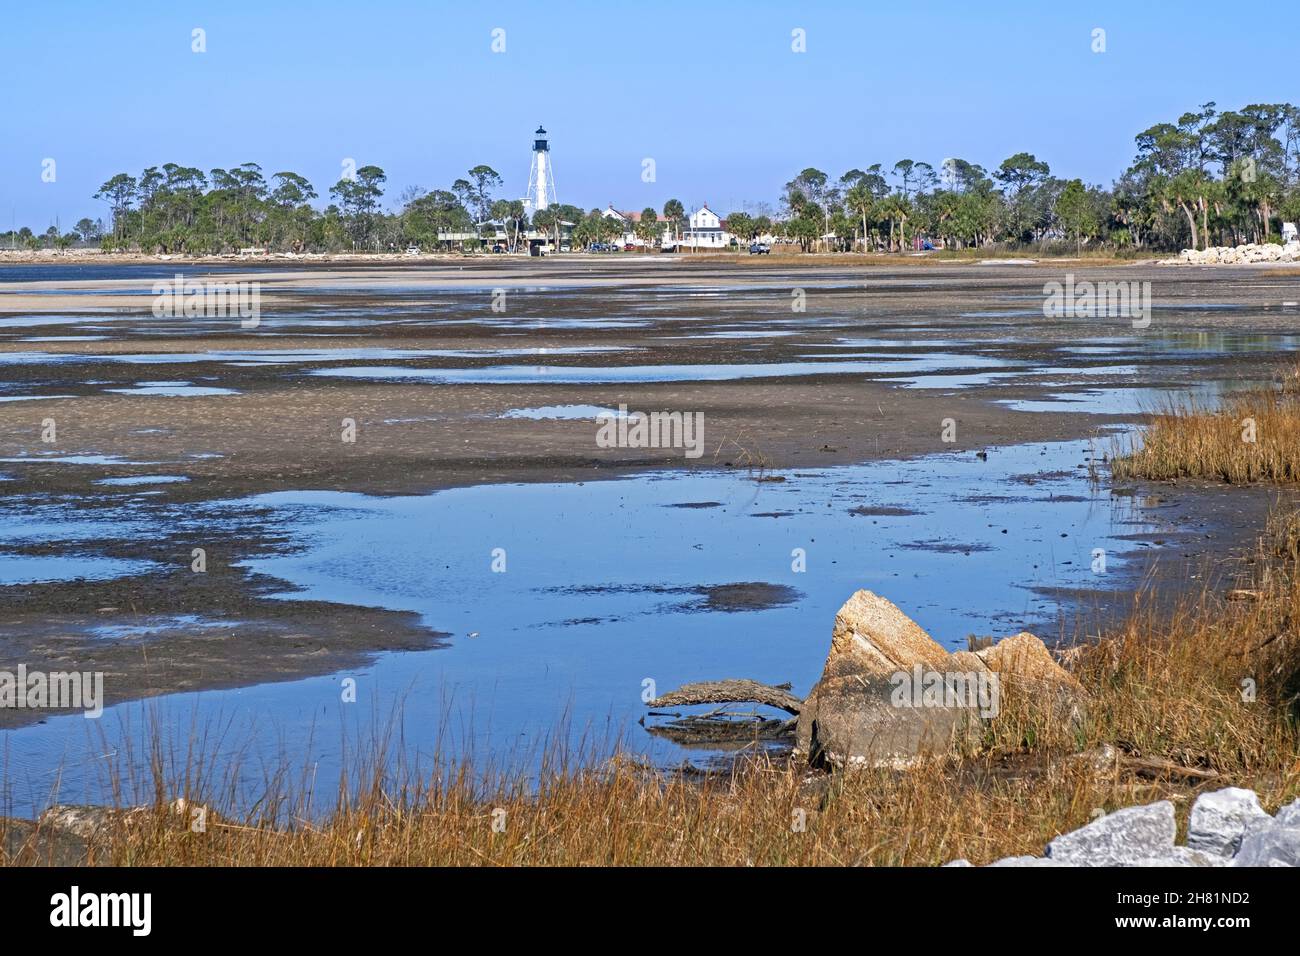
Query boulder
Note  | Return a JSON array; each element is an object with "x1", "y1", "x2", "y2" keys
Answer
[
  {"x1": 795, "y1": 671, "x2": 980, "y2": 768},
  {"x1": 1187, "y1": 788, "x2": 1270, "y2": 857},
  {"x1": 1123, "y1": 847, "x2": 1226, "y2": 867},
  {"x1": 1231, "y1": 822, "x2": 1300, "y2": 867},
  {"x1": 974, "y1": 631, "x2": 1084, "y2": 695},
  {"x1": 987, "y1": 855, "x2": 1066, "y2": 867},
  {"x1": 1163, "y1": 242, "x2": 1300, "y2": 266},
  {"x1": 1046, "y1": 801, "x2": 1176, "y2": 866},
  {"x1": 795, "y1": 591, "x2": 978, "y2": 767},
  {"x1": 796, "y1": 591, "x2": 1082, "y2": 768},
  {"x1": 957, "y1": 634, "x2": 1085, "y2": 729},
  {"x1": 947, "y1": 791, "x2": 1299, "y2": 867},
  {"x1": 818, "y1": 590, "x2": 949, "y2": 680},
  {"x1": 38, "y1": 805, "x2": 123, "y2": 839},
  {"x1": 1273, "y1": 798, "x2": 1300, "y2": 828}
]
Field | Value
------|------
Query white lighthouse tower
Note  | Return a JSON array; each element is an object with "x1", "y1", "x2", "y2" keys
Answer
[{"x1": 525, "y1": 125, "x2": 557, "y2": 214}]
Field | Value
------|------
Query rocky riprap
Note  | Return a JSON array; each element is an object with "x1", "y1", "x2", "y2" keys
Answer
[
  {"x1": 1160, "y1": 240, "x2": 1300, "y2": 265},
  {"x1": 946, "y1": 788, "x2": 1300, "y2": 867}
]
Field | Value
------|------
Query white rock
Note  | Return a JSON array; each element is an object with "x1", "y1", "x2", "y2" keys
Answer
[
  {"x1": 1124, "y1": 847, "x2": 1227, "y2": 867},
  {"x1": 1273, "y1": 798, "x2": 1300, "y2": 828},
  {"x1": 1187, "y1": 787, "x2": 1270, "y2": 857},
  {"x1": 1231, "y1": 822, "x2": 1300, "y2": 867},
  {"x1": 1046, "y1": 801, "x2": 1176, "y2": 866},
  {"x1": 987, "y1": 855, "x2": 1067, "y2": 867}
]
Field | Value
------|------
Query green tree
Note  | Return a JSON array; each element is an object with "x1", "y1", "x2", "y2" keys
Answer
[
  {"x1": 94, "y1": 173, "x2": 137, "y2": 239},
  {"x1": 1055, "y1": 179, "x2": 1098, "y2": 253},
  {"x1": 636, "y1": 206, "x2": 662, "y2": 249},
  {"x1": 329, "y1": 165, "x2": 387, "y2": 249},
  {"x1": 725, "y1": 212, "x2": 754, "y2": 246},
  {"x1": 995, "y1": 152, "x2": 1050, "y2": 241},
  {"x1": 662, "y1": 199, "x2": 686, "y2": 245}
]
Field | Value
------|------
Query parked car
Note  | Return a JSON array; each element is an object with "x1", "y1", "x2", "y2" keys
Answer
[
  {"x1": 491, "y1": 243, "x2": 507, "y2": 254},
  {"x1": 749, "y1": 242, "x2": 771, "y2": 255},
  {"x1": 623, "y1": 243, "x2": 635, "y2": 252}
]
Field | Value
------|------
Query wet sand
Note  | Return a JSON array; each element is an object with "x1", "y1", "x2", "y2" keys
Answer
[{"x1": 1, "y1": 256, "x2": 1297, "y2": 725}]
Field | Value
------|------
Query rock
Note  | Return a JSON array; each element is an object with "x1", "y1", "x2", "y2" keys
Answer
[
  {"x1": 974, "y1": 631, "x2": 1084, "y2": 696},
  {"x1": 38, "y1": 805, "x2": 125, "y2": 839},
  {"x1": 2, "y1": 816, "x2": 89, "y2": 865},
  {"x1": 953, "y1": 791, "x2": 1298, "y2": 867},
  {"x1": 38, "y1": 798, "x2": 214, "y2": 839},
  {"x1": 1273, "y1": 798, "x2": 1300, "y2": 828},
  {"x1": 795, "y1": 591, "x2": 979, "y2": 767},
  {"x1": 973, "y1": 843, "x2": 1222, "y2": 868},
  {"x1": 1125, "y1": 847, "x2": 1227, "y2": 867},
  {"x1": 1187, "y1": 788, "x2": 1270, "y2": 857},
  {"x1": 1161, "y1": 242, "x2": 1300, "y2": 266},
  {"x1": 987, "y1": 855, "x2": 1066, "y2": 867},
  {"x1": 795, "y1": 592, "x2": 1083, "y2": 767},
  {"x1": 1046, "y1": 801, "x2": 1176, "y2": 866},
  {"x1": 818, "y1": 590, "x2": 949, "y2": 681},
  {"x1": 1231, "y1": 822, "x2": 1300, "y2": 867},
  {"x1": 795, "y1": 671, "x2": 980, "y2": 768},
  {"x1": 1077, "y1": 743, "x2": 1119, "y2": 771}
]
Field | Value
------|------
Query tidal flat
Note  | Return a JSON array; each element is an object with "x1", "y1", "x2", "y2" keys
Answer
[{"x1": 1, "y1": 256, "x2": 1295, "y2": 815}]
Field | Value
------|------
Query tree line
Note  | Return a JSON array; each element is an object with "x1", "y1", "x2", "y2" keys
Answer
[
  {"x1": 5, "y1": 101, "x2": 1297, "y2": 255},
  {"x1": 771, "y1": 102, "x2": 1300, "y2": 253}
]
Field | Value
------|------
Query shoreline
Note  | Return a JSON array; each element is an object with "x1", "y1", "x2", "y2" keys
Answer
[{"x1": 1, "y1": 259, "x2": 1296, "y2": 768}]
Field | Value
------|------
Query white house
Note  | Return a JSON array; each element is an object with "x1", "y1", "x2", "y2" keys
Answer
[{"x1": 681, "y1": 204, "x2": 733, "y2": 249}]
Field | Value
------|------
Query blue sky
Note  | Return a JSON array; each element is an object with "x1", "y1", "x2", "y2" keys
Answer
[{"x1": 3, "y1": 0, "x2": 1297, "y2": 229}]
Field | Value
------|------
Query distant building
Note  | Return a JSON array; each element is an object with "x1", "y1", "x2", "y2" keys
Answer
[
  {"x1": 524, "y1": 125, "x2": 557, "y2": 216},
  {"x1": 681, "y1": 205, "x2": 732, "y2": 249}
]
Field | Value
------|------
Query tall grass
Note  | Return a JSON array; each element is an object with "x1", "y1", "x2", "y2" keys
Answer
[{"x1": 1113, "y1": 369, "x2": 1300, "y2": 483}]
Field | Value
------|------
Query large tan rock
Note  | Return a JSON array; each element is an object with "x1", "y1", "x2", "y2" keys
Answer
[
  {"x1": 796, "y1": 593, "x2": 1085, "y2": 768},
  {"x1": 819, "y1": 590, "x2": 950, "y2": 680},
  {"x1": 974, "y1": 631, "x2": 1083, "y2": 694},
  {"x1": 796, "y1": 672, "x2": 977, "y2": 768},
  {"x1": 796, "y1": 591, "x2": 974, "y2": 768}
]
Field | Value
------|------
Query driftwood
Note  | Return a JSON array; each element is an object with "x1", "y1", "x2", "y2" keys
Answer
[
  {"x1": 650, "y1": 679, "x2": 803, "y2": 715},
  {"x1": 641, "y1": 679, "x2": 803, "y2": 746},
  {"x1": 1119, "y1": 755, "x2": 1220, "y2": 782}
]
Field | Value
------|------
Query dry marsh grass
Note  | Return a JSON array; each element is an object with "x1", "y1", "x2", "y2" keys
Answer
[{"x1": 1112, "y1": 369, "x2": 1300, "y2": 483}]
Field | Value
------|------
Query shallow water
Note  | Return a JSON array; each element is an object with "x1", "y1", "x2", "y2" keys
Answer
[
  {"x1": 501, "y1": 405, "x2": 624, "y2": 420},
  {"x1": 312, "y1": 354, "x2": 1015, "y2": 385},
  {"x1": 0, "y1": 437, "x2": 1174, "y2": 815}
]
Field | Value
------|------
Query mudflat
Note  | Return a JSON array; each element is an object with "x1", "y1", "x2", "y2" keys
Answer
[{"x1": 0, "y1": 256, "x2": 1295, "y2": 726}]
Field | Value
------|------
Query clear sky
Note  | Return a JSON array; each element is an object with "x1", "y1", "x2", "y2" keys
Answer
[{"x1": 3, "y1": 0, "x2": 1297, "y2": 229}]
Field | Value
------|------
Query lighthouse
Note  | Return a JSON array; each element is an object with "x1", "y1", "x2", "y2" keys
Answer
[{"x1": 525, "y1": 125, "x2": 557, "y2": 214}]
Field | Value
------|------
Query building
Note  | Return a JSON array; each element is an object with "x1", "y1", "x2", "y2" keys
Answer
[
  {"x1": 524, "y1": 125, "x2": 557, "y2": 216},
  {"x1": 680, "y1": 204, "x2": 732, "y2": 249}
]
